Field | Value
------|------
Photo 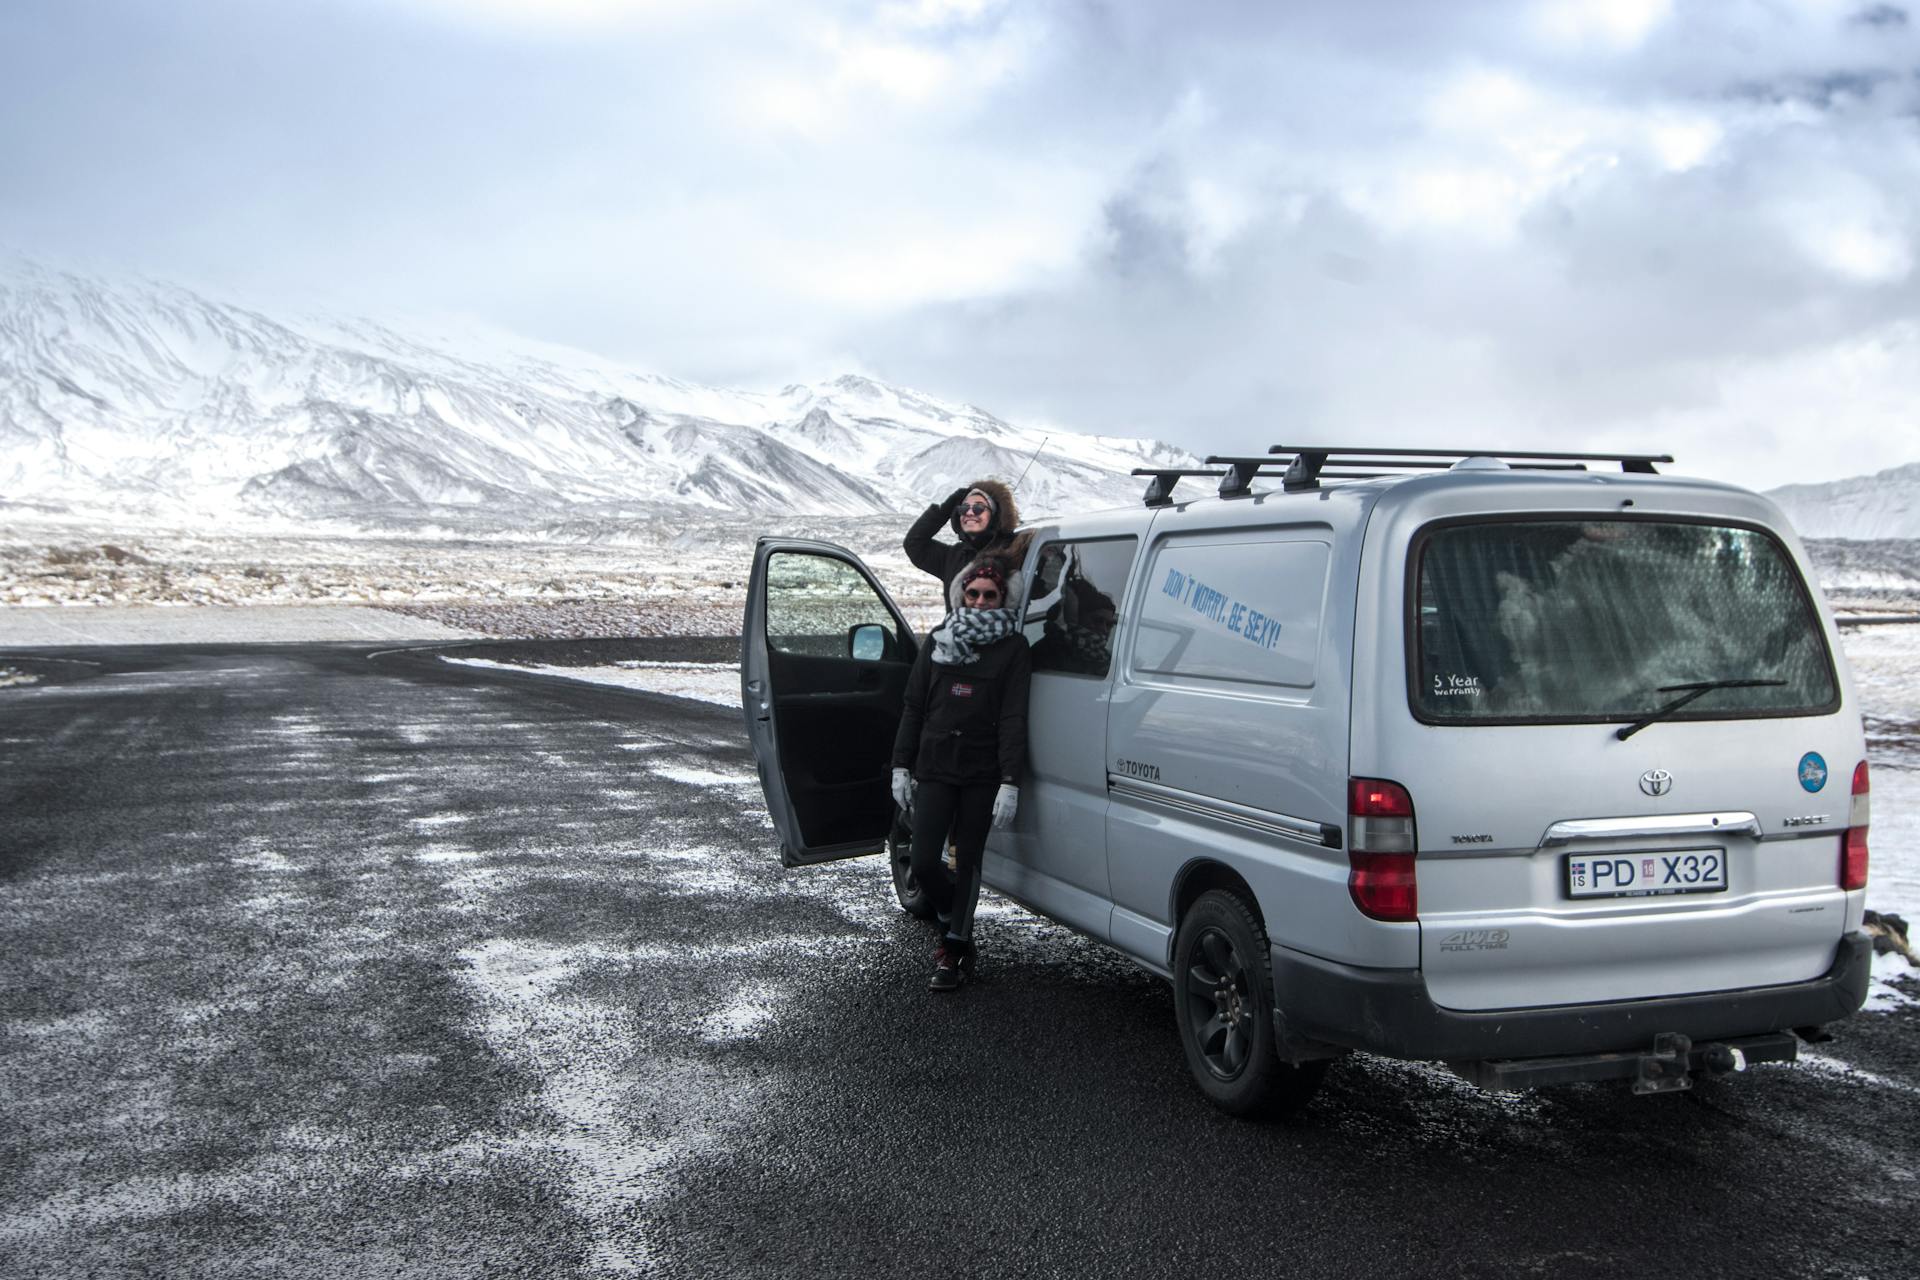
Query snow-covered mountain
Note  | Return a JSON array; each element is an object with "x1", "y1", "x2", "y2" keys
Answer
[
  {"x1": 1768, "y1": 462, "x2": 1920, "y2": 540},
  {"x1": 0, "y1": 260, "x2": 1193, "y2": 535}
]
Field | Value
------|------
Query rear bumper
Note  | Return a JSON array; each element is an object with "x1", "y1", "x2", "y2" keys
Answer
[{"x1": 1270, "y1": 932, "x2": 1872, "y2": 1063}]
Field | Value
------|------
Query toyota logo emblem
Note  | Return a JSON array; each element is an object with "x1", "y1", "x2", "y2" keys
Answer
[{"x1": 1639, "y1": 769, "x2": 1674, "y2": 797}]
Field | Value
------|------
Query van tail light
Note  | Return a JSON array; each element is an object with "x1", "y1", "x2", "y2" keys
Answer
[
  {"x1": 1349, "y1": 777, "x2": 1418, "y2": 921},
  {"x1": 1841, "y1": 760, "x2": 1870, "y2": 892}
]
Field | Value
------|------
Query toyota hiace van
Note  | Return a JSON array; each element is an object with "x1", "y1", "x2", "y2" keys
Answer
[{"x1": 741, "y1": 446, "x2": 1872, "y2": 1115}]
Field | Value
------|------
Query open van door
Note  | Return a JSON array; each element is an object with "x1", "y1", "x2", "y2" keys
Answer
[{"x1": 742, "y1": 537, "x2": 919, "y2": 867}]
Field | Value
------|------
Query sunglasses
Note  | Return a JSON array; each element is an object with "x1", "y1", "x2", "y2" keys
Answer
[
  {"x1": 963, "y1": 587, "x2": 1002, "y2": 603},
  {"x1": 958, "y1": 502, "x2": 992, "y2": 517}
]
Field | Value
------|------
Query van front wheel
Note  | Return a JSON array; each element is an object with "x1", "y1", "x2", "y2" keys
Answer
[
  {"x1": 889, "y1": 818, "x2": 935, "y2": 918},
  {"x1": 1173, "y1": 890, "x2": 1327, "y2": 1118}
]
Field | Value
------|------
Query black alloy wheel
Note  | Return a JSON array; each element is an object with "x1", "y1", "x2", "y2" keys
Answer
[
  {"x1": 1172, "y1": 889, "x2": 1328, "y2": 1118},
  {"x1": 889, "y1": 818, "x2": 935, "y2": 918},
  {"x1": 1187, "y1": 924, "x2": 1257, "y2": 1079}
]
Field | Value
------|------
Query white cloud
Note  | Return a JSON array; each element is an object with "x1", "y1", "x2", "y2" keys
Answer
[
  {"x1": 1773, "y1": 170, "x2": 1916, "y2": 284},
  {"x1": 377, "y1": 0, "x2": 730, "y2": 32},
  {"x1": 733, "y1": 4, "x2": 1040, "y2": 137},
  {"x1": 1803, "y1": 221, "x2": 1914, "y2": 284},
  {"x1": 784, "y1": 220, "x2": 1082, "y2": 308},
  {"x1": 880, "y1": 0, "x2": 1006, "y2": 30},
  {"x1": 1645, "y1": 115, "x2": 1722, "y2": 171},
  {"x1": 1530, "y1": 0, "x2": 1674, "y2": 50},
  {"x1": 6, "y1": 0, "x2": 1920, "y2": 489},
  {"x1": 1621, "y1": 321, "x2": 1920, "y2": 488}
]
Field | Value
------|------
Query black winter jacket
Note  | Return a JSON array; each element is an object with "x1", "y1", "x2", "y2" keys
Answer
[
  {"x1": 903, "y1": 489, "x2": 1015, "y2": 594},
  {"x1": 891, "y1": 635, "x2": 1030, "y2": 786}
]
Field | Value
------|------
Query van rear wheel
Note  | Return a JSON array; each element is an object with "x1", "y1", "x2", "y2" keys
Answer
[
  {"x1": 889, "y1": 817, "x2": 935, "y2": 918},
  {"x1": 1173, "y1": 890, "x2": 1327, "y2": 1118}
]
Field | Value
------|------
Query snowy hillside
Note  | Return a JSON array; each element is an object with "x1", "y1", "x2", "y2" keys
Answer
[
  {"x1": 1768, "y1": 462, "x2": 1920, "y2": 541},
  {"x1": 0, "y1": 260, "x2": 1192, "y2": 534}
]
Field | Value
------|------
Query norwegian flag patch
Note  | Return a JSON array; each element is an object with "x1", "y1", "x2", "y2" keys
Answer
[{"x1": 949, "y1": 682, "x2": 974, "y2": 697}]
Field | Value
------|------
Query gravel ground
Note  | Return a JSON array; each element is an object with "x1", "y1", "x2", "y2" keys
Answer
[
  {"x1": 377, "y1": 599, "x2": 750, "y2": 640},
  {"x1": 0, "y1": 643, "x2": 1915, "y2": 1280}
]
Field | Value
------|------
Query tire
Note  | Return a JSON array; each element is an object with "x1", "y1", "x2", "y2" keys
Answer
[
  {"x1": 889, "y1": 815, "x2": 935, "y2": 919},
  {"x1": 1172, "y1": 889, "x2": 1328, "y2": 1118}
]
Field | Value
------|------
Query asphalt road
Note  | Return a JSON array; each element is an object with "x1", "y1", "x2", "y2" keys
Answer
[{"x1": 2, "y1": 642, "x2": 1915, "y2": 1280}]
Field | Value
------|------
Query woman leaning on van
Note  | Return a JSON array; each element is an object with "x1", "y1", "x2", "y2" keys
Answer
[
  {"x1": 890, "y1": 558, "x2": 1030, "y2": 992},
  {"x1": 903, "y1": 477, "x2": 1031, "y2": 609}
]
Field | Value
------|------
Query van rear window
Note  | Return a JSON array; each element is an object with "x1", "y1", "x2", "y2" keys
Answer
[{"x1": 1412, "y1": 519, "x2": 1837, "y2": 724}]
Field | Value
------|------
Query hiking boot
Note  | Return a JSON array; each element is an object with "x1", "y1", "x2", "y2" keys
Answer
[
  {"x1": 928, "y1": 945, "x2": 965, "y2": 992},
  {"x1": 930, "y1": 938, "x2": 977, "y2": 968}
]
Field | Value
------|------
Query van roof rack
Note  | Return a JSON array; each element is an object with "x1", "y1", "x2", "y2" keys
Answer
[
  {"x1": 1136, "y1": 445, "x2": 1673, "y2": 504},
  {"x1": 1130, "y1": 468, "x2": 1228, "y2": 508}
]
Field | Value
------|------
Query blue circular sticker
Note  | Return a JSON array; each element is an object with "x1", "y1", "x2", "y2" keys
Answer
[{"x1": 1798, "y1": 752, "x2": 1828, "y2": 793}]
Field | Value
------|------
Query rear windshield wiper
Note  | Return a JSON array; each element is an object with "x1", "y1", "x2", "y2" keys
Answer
[{"x1": 1614, "y1": 679, "x2": 1788, "y2": 741}]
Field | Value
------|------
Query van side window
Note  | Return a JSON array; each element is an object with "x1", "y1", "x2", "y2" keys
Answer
[
  {"x1": 1132, "y1": 534, "x2": 1331, "y2": 689},
  {"x1": 1023, "y1": 537, "x2": 1136, "y2": 678}
]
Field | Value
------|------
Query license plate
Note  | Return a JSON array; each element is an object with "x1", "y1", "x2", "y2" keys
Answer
[{"x1": 1565, "y1": 848, "x2": 1727, "y2": 899}]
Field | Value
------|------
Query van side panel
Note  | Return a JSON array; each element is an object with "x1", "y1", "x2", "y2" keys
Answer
[
  {"x1": 1103, "y1": 492, "x2": 1407, "y2": 971},
  {"x1": 986, "y1": 513, "x2": 1149, "y2": 940},
  {"x1": 996, "y1": 664, "x2": 1120, "y2": 939}
]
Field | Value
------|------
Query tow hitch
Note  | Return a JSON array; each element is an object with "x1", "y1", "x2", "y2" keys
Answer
[
  {"x1": 1634, "y1": 1032, "x2": 1697, "y2": 1094},
  {"x1": 1448, "y1": 1031, "x2": 1798, "y2": 1093}
]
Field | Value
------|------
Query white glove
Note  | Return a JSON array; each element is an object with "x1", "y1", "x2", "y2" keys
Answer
[
  {"x1": 991, "y1": 783, "x2": 1018, "y2": 829},
  {"x1": 891, "y1": 768, "x2": 913, "y2": 812}
]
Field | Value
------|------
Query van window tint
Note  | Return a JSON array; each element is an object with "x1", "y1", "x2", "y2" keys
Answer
[
  {"x1": 1133, "y1": 535, "x2": 1330, "y2": 688},
  {"x1": 765, "y1": 552, "x2": 906, "y2": 660},
  {"x1": 1023, "y1": 538, "x2": 1135, "y2": 677},
  {"x1": 1413, "y1": 520, "x2": 1837, "y2": 723}
]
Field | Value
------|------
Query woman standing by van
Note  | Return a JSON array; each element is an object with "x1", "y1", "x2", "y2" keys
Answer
[
  {"x1": 904, "y1": 479, "x2": 1029, "y2": 609},
  {"x1": 890, "y1": 559, "x2": 1030, "y2": 991}
]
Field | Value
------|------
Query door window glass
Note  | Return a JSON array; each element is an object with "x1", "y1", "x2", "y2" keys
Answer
[
  {"x1": 1023, "y1": 538, "x2": 1136, "y2": 677},
  {"x1": 1413, "y1": 519, "x2": 1837, "y2": 723},
  {"x1": 766, "y1": 553, "x2": 905, "y2": 660}
]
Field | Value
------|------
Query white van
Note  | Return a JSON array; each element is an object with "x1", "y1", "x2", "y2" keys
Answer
[{"x1": 741, "y1": 446, "x2": 1873, "y2": 1115}]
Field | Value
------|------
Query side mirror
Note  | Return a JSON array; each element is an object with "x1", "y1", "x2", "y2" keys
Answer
[{"x1": 849, "y1": 623, "x2": 888, "y2": 661}]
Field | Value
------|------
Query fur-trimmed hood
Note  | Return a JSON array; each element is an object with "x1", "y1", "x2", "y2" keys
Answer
[
  {"x1": 945, "y1": 529, "x2": 1036, "y2": 613},
  {"x1": 946, "y1": 477, "x2": 1020, "y2": 546}
]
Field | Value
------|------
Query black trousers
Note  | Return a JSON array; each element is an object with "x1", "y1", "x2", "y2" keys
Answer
[{"x1": 907, "y1": 780, "x2": 996, "y2": 947}]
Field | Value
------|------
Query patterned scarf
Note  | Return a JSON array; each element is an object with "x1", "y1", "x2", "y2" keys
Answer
[
  {"x1": 1060, "y1": 622, "x2": 1113, "y2": 666},
  {"x1": 930, "y1": 606, "x2": 1019, "y2": 666}
]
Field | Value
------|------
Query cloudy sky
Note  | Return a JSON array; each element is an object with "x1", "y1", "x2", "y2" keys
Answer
[{"x1": 3, "y1": 0, "x2": 1918, "y2": 489}]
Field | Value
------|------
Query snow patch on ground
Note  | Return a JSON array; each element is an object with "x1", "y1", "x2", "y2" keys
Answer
[
  {"x1": 1370, "y1": 1058, "x2": 1555, "y2": 1119},
  {"x1": 652, "y1": 862, "x2": 757, "y2": 896},
  {"x1": 1865, "y1": 952, "x2": 1917, "y2": 1011},
  {"x1": 414, "y1": 846, "x2": 482, "y2": 864},
  {"x1": 444, "y1": 656, "x2": 741, "y2": 708},
  {"x1": 1865, "y1": 767, "x2": 1920, "y2": 919},
  {"x1": 457, "y1": 937, "x2": 708, "y2": 1276},
  {"x1": 700, "y1": 985, "x2": 781, "y2": 1043},
  {"x1": 650, "y1": 764, "x2": 756, "y2": 788},
  {"x1": 9, "y1": 1010, "x2": 113, "y2": 1040},
  {"x1": 0, "y1": 603, "x2": 482, "y2": 646},
  {"x1": 232, "y1": 846, "x2": 296, "y2": 873},
  {"x1": 618, "y1": 935, "x2": 879, "y2": 964},
  {"x1": 1795, "y1": 1051, "x2": 1920, "y2": 1095},
  {"x1": 1837, "y1": 625, "x2": 1920, "y2": 1011}
]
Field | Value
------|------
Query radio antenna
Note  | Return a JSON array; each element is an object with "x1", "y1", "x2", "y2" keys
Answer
[{"x1": 1012, "y1": 435, "x2": 1050, "y2": 491}]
